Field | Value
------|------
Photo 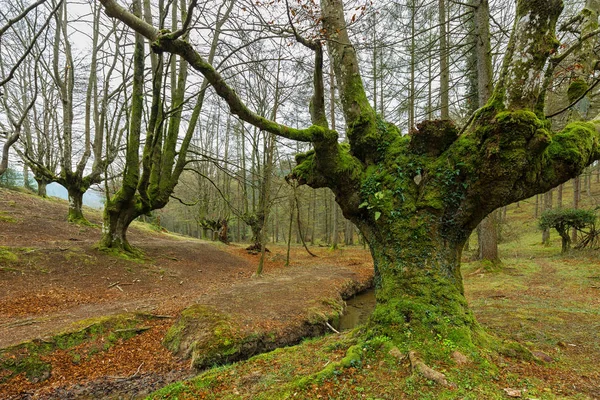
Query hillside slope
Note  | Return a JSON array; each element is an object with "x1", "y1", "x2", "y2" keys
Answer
[{"x1": 0, "y1": 188, "x2": 373, "y2": 398}]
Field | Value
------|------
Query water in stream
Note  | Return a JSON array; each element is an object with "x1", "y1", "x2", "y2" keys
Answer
[{"x1": 338, "y1": 289, "x2": 376, "y2": 330}]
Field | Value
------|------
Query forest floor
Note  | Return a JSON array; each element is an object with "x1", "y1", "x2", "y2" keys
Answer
[
  {"x1": 1, "y1": 185, "x2": 600, "y2": 399},
  {"x1": 0, "y1": 188, "x2": 373, "y2": 399},
  {"x1": 145, "y1": 184, "x2": 600, "y2": 399}
]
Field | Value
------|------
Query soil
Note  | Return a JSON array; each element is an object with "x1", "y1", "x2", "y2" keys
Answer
[{"x1": 0, "y1": 188, "x2": 374, "y2": 399}]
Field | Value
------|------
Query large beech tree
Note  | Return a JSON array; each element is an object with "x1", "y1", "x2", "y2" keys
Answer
[{"x1": 100, "y1": 0, "x2": 600, "y2": 358}]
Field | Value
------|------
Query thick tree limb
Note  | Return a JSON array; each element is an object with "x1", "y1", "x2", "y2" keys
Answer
[{"x1": 99, "y1": 0, "x2": 333, "y2": 144}]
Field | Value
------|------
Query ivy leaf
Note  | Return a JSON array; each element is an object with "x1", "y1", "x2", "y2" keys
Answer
[
  {"x1": 359, "y1": 201, "x2": 369, "y2": 209},
  {"x1": 375, "y1": 211, "x2": 381, "y2": 221}
]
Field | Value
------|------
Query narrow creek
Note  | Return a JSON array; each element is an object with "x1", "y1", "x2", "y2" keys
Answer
[{"x1": 338, "y1": 288, "x2": 377, "y2": 330}]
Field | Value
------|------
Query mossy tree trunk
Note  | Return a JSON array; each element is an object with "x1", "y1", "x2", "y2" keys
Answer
[
  {"x1": 99, "y1": 0, "x2": 234, "y2": 252},
  {"x1": 35, "y1": 178, "x2": 48, "y2": 197},
  {"x1": 101, "y1": 0, "x2": 600, "y2": 352},
  {"x1": 100, "y1": 199, "x2": 142, "y2": 253},
  {"x1": 67, "y1": 184, "x2": 86, "y2": 223}
]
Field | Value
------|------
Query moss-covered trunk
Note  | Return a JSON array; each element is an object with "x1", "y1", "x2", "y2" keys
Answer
[
  {"x1": 67, "y1": 186, "x2": 86, "y2": 224},
  {"x1": 100, "y1": 200, "x2": 140, "y2": 253},
  {"x1": 35, "y1": 178, "x2": 48, "y2": 198},
  {"x1": 355, "y1": 211, "x2": 482, "y2": 353}
]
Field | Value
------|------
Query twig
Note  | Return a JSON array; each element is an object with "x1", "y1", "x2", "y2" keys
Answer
[
  {"x1": 108, "y1": 362, "x2": 145, "y2": 381},
  {"x1": 131, "y1": 362, "x2": 144, "y2": 378},
  {"x1": 325, "y1": 321, "x2": 340, "y2": 334},
  {"x1": 114, "y1": 326, "x2": 151, "y2": 334},
  {"x1": 108, "y1": 281, "x2": 120, "y2": 288}
]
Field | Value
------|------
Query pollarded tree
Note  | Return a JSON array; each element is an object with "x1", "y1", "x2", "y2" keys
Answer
[
  {"x1": 101, "y1": 0, "x2": 600, "y2": 361},
  {"x1": 539, "y1": 208, "x2": 596, "y2": 253},
  {"x1": 99, "y1": 0, "x2": 235, "y2": 252}
]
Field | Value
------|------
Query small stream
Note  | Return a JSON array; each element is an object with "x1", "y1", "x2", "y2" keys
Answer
[{"x1": 338, "y1": 288, "x2": 377, "y2": 330}]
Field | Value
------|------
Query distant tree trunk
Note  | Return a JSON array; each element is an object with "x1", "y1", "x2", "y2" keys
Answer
[
  {"x1": 478, "y1": 213, "x2": 498, "y2": 263},
  {"x1": 408, "y1": 0, "x2": 415, "y2": 130},
  {"x1": 310, "y1": 190, "x2": 316, "y2": 245},
  {"x1": 586, "y1": 168, "x2": 592, "y2": 196},
  {"x1": 439, "y1": 0, "x2": 449, "y2": 119},
  {"x1": 557, "y1": 184, "x2": 563, "y2": 208},
  {"x1": 344, "y1": 220, "x2": 354, "y2": 246},
  {"x1": 23, "y1": 165, "x2": 32, "y2": 191},
  {"x1": 35, "y1": 178, "x2": 49, "y2": 197},
  {"x1": 572, "y1": 176, "x2": 581, "y2": 242},
  {"x1": 542, "y1": 190, "x2": 553, "y2": 245},
  {"x1": 285, "y1": 188, "x2": 295, "y2": 267},
  {"x1": 472, "y1": 0, "x2": 498, "y2": 264},
  {"x1": 67, "y1": 183, "x2": 87, "y2": 223}
]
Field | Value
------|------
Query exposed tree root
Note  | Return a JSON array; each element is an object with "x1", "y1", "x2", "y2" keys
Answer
[{"x1": 408, "y1": 350, "x2": 456, "y2": 389}]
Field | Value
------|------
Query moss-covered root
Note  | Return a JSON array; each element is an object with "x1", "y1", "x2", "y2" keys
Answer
[{"x1": 95, "y1": 242, "x2": 145, "y2": 261}]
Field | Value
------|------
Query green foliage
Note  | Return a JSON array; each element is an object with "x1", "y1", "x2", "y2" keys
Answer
[
  {"x1": 538, "y1": 208, "x2": 596, "y2": 233},
  {"x1": 0, "y1": 168, "x2": 21, "y2": 189}
]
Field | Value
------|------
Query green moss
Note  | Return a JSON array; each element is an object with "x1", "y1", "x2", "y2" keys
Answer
[
  {"x1": 95, "y1": 243, "x2": 146, "y2": 262},
  {"x1": 163, "y1": 305, "x2": 244, "y2": 369},
  {"x1": 496, "y1": 341, "x2": 533, "y2": 361},
  {"x1": 0, "y1": 247, "x2": 18, "y2": 263},
  {"x1": 567, "y1": 78, "x2": 589, "y2": 103},
  {"x1": 547, "y1": 121, "x2": 597, "y2": 169},
  {"x1": 0, "y1": 212, "x2": 17, "y2": 223},
  {"x1": 67, "y1": 213, "x2": 94, "y2": 226}
]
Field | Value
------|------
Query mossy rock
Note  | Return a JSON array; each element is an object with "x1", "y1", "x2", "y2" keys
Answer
[
  {"x1": 163, "y1": 305, "x2": 253, "y2": 369},
  {"x1": 164, "y1": 296, "x2": 349, "y2": 371}
]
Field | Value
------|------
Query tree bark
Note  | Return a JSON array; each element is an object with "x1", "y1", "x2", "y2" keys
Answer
[
  {"x1": 100, "y1": 203, "x2": 139, "y2": 253},
  {"x1": 478, "y1": 212, "x2": 499, "y2": 264},
  {"x1": 472, "y1": 0, "x2": 498, "y2": 264},
  {"x1": 542, "y1": 190, "x2": 553, "y2": 245},
  {"x1": 362, "y1": 214, "x2": 481, "y2": 346},
  {"x1": 67, "y1": 185, "x2": 86, "y2": 223},
  {"x1": 572, "y1": 176, "x2": 581, "y2": 242},
  {"x1": 35, "y1": 178, "x2": 48, "y2": 197}
]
